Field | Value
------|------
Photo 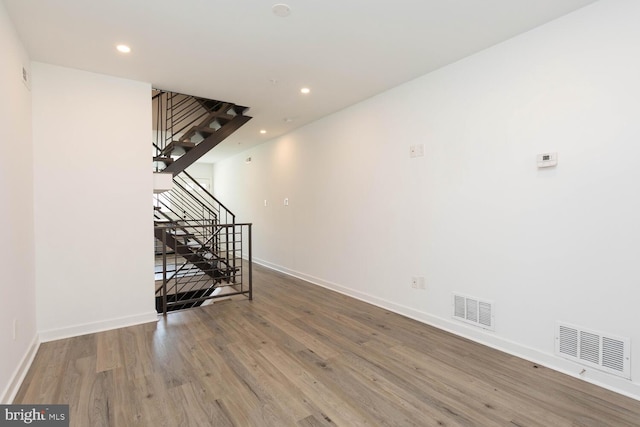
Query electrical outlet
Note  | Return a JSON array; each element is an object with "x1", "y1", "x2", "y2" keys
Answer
[{"x1": 411, "y1": 277, "x2": 426, "y2": 290}]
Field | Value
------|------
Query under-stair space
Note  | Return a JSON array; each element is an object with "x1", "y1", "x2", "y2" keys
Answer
[{"x1": 153, "y1": 90, "x2": 252, "y2": 314}]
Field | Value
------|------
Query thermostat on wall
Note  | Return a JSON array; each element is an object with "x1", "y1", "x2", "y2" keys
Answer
[{"x1": 537, "y1": 152, "x2": 558, "y2": 168}]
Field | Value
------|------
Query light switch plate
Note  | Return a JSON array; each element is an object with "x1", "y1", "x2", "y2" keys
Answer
[{"x1": 410, "y1": 144, "x2": 424, "y2": 158}]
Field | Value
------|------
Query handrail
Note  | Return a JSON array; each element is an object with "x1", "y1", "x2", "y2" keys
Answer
[
  {"x1": 180, "y1": 170, "x2": 236, "y2": 223},
  {"x1": 155, "y1": 187, "x2": 216, "y2": 223},
  {"x1": 154, "y1": 90, "x2": 230, "y2": 152},
  {"x1": 153, "y1": 89, "x2": 252, "y2": 315},
  {"x1": 154, "y1": 221, "x2": 251, "y2": 230},
  {"x1": 161, "y1": 181, "x2": 218, "y2": 219},
  {"x1": 152, "y1": 89, "x2": 250, "y2": 165},
  {"x1": 154, "y1": 221, "x2": 252, "y2": 315},
  {"x1": 152, "y1": 165, "x2": 229, "y2": 224}
]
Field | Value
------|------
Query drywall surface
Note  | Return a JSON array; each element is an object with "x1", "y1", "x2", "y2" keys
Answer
[
  {"x1": 214, "y1": 0, "x2": 640, "y2": 399},
  {"x1": 32, "y1": 63, "x2": 156, "y2": 340},
  {"x1": 186, "y1": 162, "x2": 214, "y2": 191},
  {"x1": 0, "y1": 1, "x2": 38, "y2": 403}
]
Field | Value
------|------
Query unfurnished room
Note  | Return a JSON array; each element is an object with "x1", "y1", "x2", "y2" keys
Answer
[{"x1": 1, "y1": 1, "x2": 640, "y2": 426}]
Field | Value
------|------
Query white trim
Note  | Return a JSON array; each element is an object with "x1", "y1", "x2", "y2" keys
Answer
[
  {"x1": 253, "y1": 257, "x2": 640, "y2": 401},
  {"x1": 38, "y1": 311, "x2": 158, "y2": 342},
  {"x1": 1, "y1": 335, "x2": 40, "y2": 404}
]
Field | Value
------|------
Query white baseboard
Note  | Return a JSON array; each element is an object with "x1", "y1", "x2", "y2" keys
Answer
[
  {"x1": 1, "y1": 335, "x2": 40, "y2": 404},
  {"x1": 38, "y1": 311, "x2": 158, "y2": 342},
  {"x1": 253, "y1": 257, "x2": 640, "y2": 401}
]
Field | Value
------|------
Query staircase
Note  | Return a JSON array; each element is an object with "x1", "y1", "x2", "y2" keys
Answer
[
  {"x1": 153, "y1": 91, "x2": 251, "y2": 175},
  {"x1": 153, "y1": 90, "x2": 253, "y2": 314}
]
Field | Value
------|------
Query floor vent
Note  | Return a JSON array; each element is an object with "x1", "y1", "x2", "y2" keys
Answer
[
  {"x1": 453, "y1": 294, "x2": 494, "y2": 331},
  {"x1": 555, "y1": 322, "x2": 630, "y2": 379}
]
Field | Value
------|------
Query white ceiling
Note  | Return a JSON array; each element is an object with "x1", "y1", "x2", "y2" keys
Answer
[{"x1": 5, "y1": 0, "x2": 599, "y2": 163}]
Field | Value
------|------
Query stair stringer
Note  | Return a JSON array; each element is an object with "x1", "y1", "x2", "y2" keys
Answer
[{"x1": 163, "y1": 114, "x2": 251, "y2": 175}]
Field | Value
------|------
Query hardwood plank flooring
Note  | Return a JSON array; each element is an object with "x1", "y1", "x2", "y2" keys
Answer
[{"x1": 13, "y1": 264, "x2": 640, "y2": 426}]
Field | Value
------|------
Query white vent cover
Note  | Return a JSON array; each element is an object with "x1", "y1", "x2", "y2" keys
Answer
[
  {"x1": 453, "y1": 294, "x2": 494, "y2": 331},
  {"x1": 556, "y1": 322, "x2": 630, "y2": 379}
]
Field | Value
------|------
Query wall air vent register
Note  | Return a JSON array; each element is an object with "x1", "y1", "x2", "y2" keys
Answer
[
  {"x1": 556, "y1": 322, "x2": 630, "y2": 379},
  {"x1": 453, "y1": 294, "x2": 494, "y2": 331}
]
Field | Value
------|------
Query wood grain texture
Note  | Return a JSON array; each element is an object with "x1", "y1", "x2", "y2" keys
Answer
[{"x1": 13, "y1": 264, "x2": 640, "y2": 426}]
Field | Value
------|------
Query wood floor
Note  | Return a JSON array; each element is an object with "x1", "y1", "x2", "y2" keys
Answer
[{"x1": 15, "y1": 265, "x2": 640, "y2": 426}]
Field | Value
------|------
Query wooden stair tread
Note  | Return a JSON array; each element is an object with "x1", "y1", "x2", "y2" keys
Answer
[
  {"x1": 177, "y1": 106, "x2": 237, "y2": 142},
  {"x1": 167, "y1": 141, "x2": 196, "y2": 149},
  {"x1": 178, "y1": 125, "x2": 221, "y2": 143},
  {"x1": 153, "y1": 156, "x2": 174, "y2": 164},
  {"x1": 161, "y1": 140, "x2": 196, "y2": 156},
  {"x1": 162, "y1": 114, "x2": 251, "y2": 175}
]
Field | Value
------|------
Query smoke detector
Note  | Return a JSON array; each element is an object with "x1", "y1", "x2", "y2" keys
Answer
[{"x1": 272, "y1": 4, "x2": 291, "y2": 17}]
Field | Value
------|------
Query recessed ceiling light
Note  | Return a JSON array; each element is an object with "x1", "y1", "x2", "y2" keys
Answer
[
  {"x1": 260, "y1": 129, "x2": 267, "y2": 134},
  {"x1": 300, "y1": 87, "x2": 310, "y2": 94},
  {"x1": 116, "y1": 44, "x2": 131, "y2": 53},
  {"x1": 272, "y1": 4, "x2": 291, "y2": 17}
]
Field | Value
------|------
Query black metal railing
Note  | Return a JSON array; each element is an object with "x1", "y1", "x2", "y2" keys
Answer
[
  {"x1": 152, "y1": 89, "x2": 249, "y2": 175},
  {"x1": 153, "y1": 171, "x2": 236, "y2": 260},
  {"x1": 175, "y1": 171, "x2": 235, "y2": 225},
  {"x1": 155, "y1": 221, "x2": 252, "y2": 315},
  {"x1": 152, "y1": 89, "x2": 253, "y2": 314},
  {"x1": 153, "y1": 90, "x2": 218, "y2": 159}
]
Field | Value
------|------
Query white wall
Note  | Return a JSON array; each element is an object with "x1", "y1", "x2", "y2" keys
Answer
[
  {"x1": 0, "y1": 1, "x2": 38, "y2": 403},
  {"x1": 32, "y1": 63, "x2": 156, "y2": 340},
  {"x1": 186, "y1": 162, "x2": 215, "y2": 191},
  {"x1": 214, "y1": 0, "x2": 640, "y2": 399}
]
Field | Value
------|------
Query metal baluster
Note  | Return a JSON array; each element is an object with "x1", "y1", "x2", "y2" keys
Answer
[{"x1": 162, "y1": 228, "x2": 168, "y2": 316}]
